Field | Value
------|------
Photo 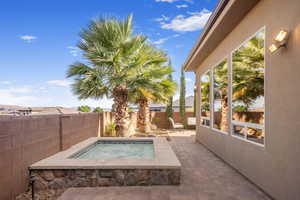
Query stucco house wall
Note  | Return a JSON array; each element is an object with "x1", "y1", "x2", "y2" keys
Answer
[{"x1": 193, "y1": 0, "x2": 300, "y2": 199}]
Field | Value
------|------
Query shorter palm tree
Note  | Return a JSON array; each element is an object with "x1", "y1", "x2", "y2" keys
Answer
[
  {"x1": 128, "y1": 46, "x2": 177, "y2": 133},
  {"x1": 129, "y1": 67, "x2": 176, "y2": 133}
]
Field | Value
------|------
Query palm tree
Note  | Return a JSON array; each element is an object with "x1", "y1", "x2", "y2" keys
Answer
[
  {"x1": 67, "y1": 14, "x2": 151, "y2": 137},
  {"x1": 213, "y1": 60, "x2": 228, "y2": 131},
  {"x1": 128, "y1": 47, "x2": 176, "y2": 133},
  {"x1": 232, "y1": 34, "x2": 265, "y2": 107}
]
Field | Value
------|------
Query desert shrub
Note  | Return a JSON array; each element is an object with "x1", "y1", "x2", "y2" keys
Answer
[{"x1": 105, "y1": 122, "x2": 116, "y2": 136}]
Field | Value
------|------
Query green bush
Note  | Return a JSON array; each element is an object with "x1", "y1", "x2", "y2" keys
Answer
[
  {"x1": 77, "y1": 105, "x2": 91, "y2": 112},
  {"x1": 233, "y1": 105, "x2": 248, "y2": 112},
  {"x1": 93, "y1": 107, "x2": 104, "y2": 112},
  {"x1": 105, "y1": 122, "x2": 116, "y2": 136}
]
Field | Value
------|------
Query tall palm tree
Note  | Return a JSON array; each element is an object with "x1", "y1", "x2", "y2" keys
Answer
[{"x1": 67, "y1": 14, "x2": 152, "y2": 136}]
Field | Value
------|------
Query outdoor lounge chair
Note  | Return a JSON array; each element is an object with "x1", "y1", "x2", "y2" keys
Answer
[{"x1": 169, "y1": 117, "x2": 184, "y2": 129}]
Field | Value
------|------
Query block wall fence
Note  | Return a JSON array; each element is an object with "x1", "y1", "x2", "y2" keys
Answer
[{"x1": 0, "y1": 113, "x2": 100, "y2": 200}]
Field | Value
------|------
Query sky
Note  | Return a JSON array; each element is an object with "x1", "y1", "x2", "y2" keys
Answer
[{"x1": 0, "y1": 0, "x2": 218, "y2": 108}]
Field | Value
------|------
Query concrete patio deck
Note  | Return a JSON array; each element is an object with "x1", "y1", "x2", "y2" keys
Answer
[{"x1": 58, "y1": 132, "x2": 271, "y2": 200}]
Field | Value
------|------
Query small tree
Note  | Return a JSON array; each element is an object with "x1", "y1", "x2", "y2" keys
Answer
[
  {"x1": 78, "y1": 105, "x2": 91, "y2": 112},
  {"x1": 193, "y1": 89, "x2": 196, "y2": 117},
  {"x1": 93, "y1": 107, "x2": 104, "y2": 112},
  {"x1": 166, "y1": 73, "x2": 174, "y2": 120},
  {"x1": 179, "y1": 67, "x2": 186, "y2": 126}
]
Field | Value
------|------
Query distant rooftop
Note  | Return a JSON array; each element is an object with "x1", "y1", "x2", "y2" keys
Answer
[
  {"x1": 0, "y1": 105, "x2": 79, "y2": 116},
  {"x1": 149, "y1": 96, "x2": 194, "y2": 108}
]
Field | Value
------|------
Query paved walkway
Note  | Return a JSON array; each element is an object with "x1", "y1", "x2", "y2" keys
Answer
[{"x1": 59, "y1": 134, "x2": 270, "y2": 200}]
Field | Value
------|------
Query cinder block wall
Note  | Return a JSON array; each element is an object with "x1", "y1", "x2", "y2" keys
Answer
[
  {"x1": 61, "y1": 114, "x2": 100, "y2": 150},
  {"x1": 0, "y1": 113, "x2": 100, "y2": 200},
  {"x1": 100, "y1": 111, "x2": 194, "y2": 133},
  {"x1": 151, "y1": 112, "x2": 195, "y2": 129}
]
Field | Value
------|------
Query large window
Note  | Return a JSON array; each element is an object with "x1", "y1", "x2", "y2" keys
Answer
[
  {"x1": 231, "y1": 28, "x2": 265, "y2": 145},
  {"x1": 200, "y1": 70, "x2": 211, "y2": 127},
  {"x1": 212, "y1": 59, "x2": 228, "y2": 133}
]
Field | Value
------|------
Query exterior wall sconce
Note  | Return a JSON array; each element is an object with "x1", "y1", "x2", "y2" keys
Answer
[{"x1": 269, "y1": 30, "x2": 289, "y2": 53}]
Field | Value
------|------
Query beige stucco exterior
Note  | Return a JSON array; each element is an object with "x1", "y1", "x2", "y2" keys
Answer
[{"x1": 186, "y1": 0, "x2": 300, "y2": 199}]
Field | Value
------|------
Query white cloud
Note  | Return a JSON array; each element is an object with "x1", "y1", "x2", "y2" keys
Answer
[
  {"x1": 153, "y1": 38, "x2": 169, "y2": 45},
  {"x1": 67, "y1": 46, "x2": 80, "y2": 57},
  {"x1": 0, "y1": 81, "x2": 12, "y2": 85},
  {"x1": 0, "y1": 86, "x2": 39, "y2": 106},
  {"x1": 186, "y1": 77, "x2": 192, "y2": 82},
  {"x1": 0, "y1": 92, "x2": 38, "y2": 106},
  {"x1": 47, "y1": 80, "x2": 72, "y2": 87},
  {"x1": 152, "y1": 34, "x2": 180, "y2": 45},
  {"x1": 176, "y1": 4, "x2": 188, "y2": 8},
  {"x1": 2, "y1": 86, "x2": 33, "y2": 94},
  {"x1": 154, "y1": 15, "x2": 169, "y2": 22},
  {"x1": 0, "y1": 84, "x2": 113, "y2": 108},
  {"x1": 19, "y1": 35, "x2": 37, "y2": 43},
  {"x1": 160, "y1": 9, "x2": 211, "y2": 32}
]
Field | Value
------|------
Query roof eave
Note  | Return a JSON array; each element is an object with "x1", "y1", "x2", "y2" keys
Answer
[
  {"x1": 183, "y1": 0, "x2": 229, "y2": 72},
  {"x1": 183, "y1": 0, "x2": 260, "y2": 72}
]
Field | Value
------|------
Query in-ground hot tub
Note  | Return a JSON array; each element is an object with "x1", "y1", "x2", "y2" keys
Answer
[
  {"x1": 71, "y1": 140, "x2": 155, "y2": 159},
  {"x1": 30, "y1": 137, "x2": 181, "y2": 199}
]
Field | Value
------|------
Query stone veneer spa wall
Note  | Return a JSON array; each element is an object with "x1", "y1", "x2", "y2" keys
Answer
[
  {"x1": 29, "y1": 168, "x2": 180, "y2": 199},
  {"x1": 22, "y1": 137, "x2": 181, "y2": 200}
]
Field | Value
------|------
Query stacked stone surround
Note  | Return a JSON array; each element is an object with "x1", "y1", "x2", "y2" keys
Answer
[{"x1": 26, "y1": 168, "x2": 180, "y2": 200}]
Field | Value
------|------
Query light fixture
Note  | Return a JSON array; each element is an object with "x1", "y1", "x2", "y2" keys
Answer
[
  {"x1": 268, "y1": 44, "x2": 278, "y2": 53},
  {"x1": 269, "y1": 30, "x2": 289, "y2": 53},
  {"x1": 274, "y1": 30, "x2": 289, "y2": 43}
]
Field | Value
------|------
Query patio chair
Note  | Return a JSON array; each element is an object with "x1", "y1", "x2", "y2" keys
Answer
[{"x1": 168, "y1": 117, "x2": 184, "y2": 129}]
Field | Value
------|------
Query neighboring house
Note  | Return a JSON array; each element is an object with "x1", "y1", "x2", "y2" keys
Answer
[
  {"x1": 148, "y1": 103, "x2": 166, "y2": 112},
  {"x1": 0, "y1": 105, "x2": 31, "y2": 116},
  {"x1": 30, "y1": 107, "x2": 79, "y2": 115},
  {"x1": 172, "y1": 96, "x2": 194, "y2": 112},
  {"x1": 183, "y1": 0, "x2": 300, "y2": 199},
  {"x1": 16, "y1": 108, "x2": 32, "y2": 116},
  {"x1": 0, "y1": 105, "x2": 79, "y2": 116},
  {"x1": 142, "y1": 96, "x2": 194, "y2": 112},
  {"x1": 0, "y1": 105, "x2": 27, "y2": 111}
]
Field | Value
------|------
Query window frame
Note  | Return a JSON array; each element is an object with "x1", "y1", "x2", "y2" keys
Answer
[
  {"x1": 230, "y1": 26, "x2": 266, "y2": 147},
  {"x1": 199, "y1": 69, "x2": 211, "y2": 128},
  {"x1": 211, "y1": 57, "x2": 229, "y2": 135},
  {"x1": 198, "y1": 26, "x2": 266, "y2": 147}
]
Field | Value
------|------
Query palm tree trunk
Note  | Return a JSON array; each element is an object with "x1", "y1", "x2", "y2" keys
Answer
[
  {"x1": 220, "y1": 95, "x2": 229, "y2": 132},
  {"x1": 113, "y1": 86, "x2": 129, "y2": 137},
  {"x1": 137, "y1": 98, "x2": 151, "y2": 133}
]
